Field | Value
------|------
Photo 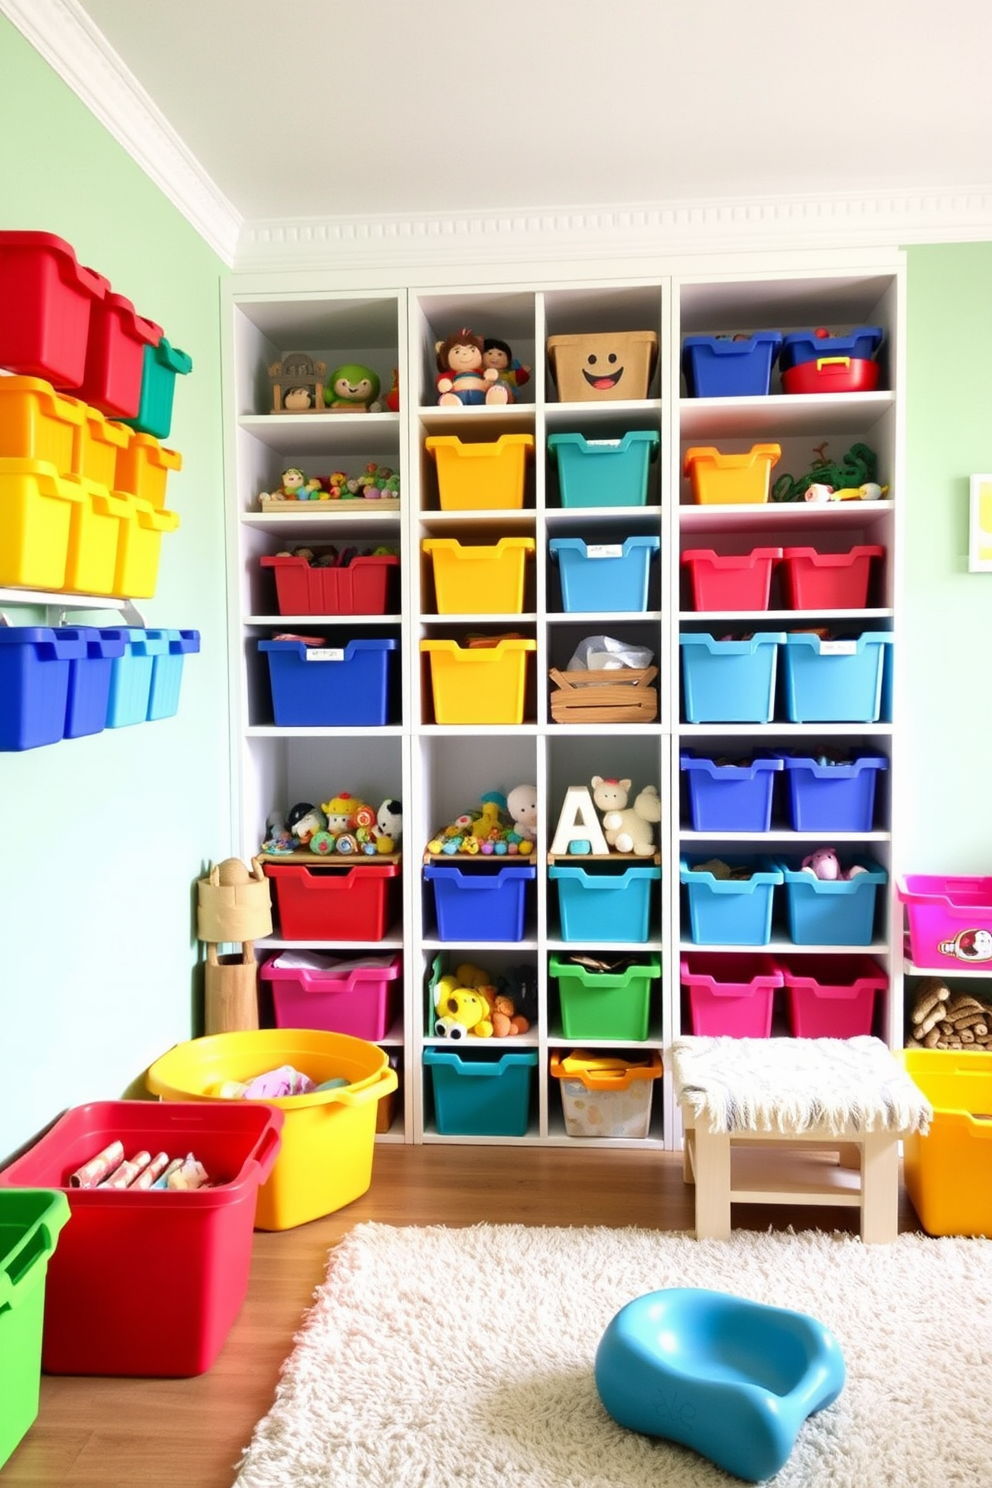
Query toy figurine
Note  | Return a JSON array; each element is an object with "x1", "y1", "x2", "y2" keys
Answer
[
  {"x1": 483, "y1": 338, "x2": 531, "y2": 403},
  {"x1": 435, "y1": 328, "x2": 510, "y2": 407},
  {"x1": 259, "y1": 467, "x2": 322, "y2": 502},
  {"x1": 385, "y1": 367, "x2": 401, "y2": 413},
  {"x1": 324, "y1": 364, "x2": 382, "y2": 412},
  {"x1": 374, "y1": 799, "x2": 403, "y2": 854}
]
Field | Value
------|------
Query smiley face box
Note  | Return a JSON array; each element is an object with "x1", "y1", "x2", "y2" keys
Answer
[{"x1": 547, "y1": 330, "x2": 658, "y2": 402}]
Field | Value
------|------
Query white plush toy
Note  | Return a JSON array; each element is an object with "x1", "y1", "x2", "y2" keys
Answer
[{"x1": 590, "y1": 777, "x2": 661, "y2": 856}]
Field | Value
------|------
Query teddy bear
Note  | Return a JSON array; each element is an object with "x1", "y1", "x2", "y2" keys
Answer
[
  {"x1": 590, "y1": 777, "x2": 661, "y2": 856},
  {"x1": 506, "y1": 784, "x2": 538, "y2": 847}
]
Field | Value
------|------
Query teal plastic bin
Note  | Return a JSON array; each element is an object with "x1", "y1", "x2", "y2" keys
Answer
[
  {"x1": 424, "y1": 1048, "x2": 538, "y2": 1136},
  {"x1": 0, "y1": 1189, "x2": 71, "y2": 1470},
  {"x1": 680, "y1": 855, "x2": 784, "y2": 946},
  {"x1": 147, "y1": 628, "x2": 200, "y2": 720},
  {"x1": 550, "y1": 865, "x2": 660, "y2": 943},
  {"x1": 776, "y1": 856, "x2": 888, "y2": 946},
  {"x1": 548, "y1": 430, "x2": 659, "y2": 508},
  {"x1": 120, "y1": 336, "x2": 193, "y2": 440},
  {"x1": 549, "y1": 535, "x2": 660, "y2": 612},
  {"x1": 104, "y1": 627, "x2": 171, "y2": 727},
  {"x1": 781, "y1": 632, "x2": 893, "y2": 723},
  {"x1": 680, "y1": 632, "x2": 785, "y2": 723}
]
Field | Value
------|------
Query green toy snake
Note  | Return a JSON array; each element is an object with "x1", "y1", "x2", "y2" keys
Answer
[{"x1": 771, "y1": 442, "x2": 878, "y2": 502}]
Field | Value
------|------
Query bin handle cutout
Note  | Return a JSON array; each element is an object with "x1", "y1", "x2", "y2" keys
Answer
[
  {"x1": 249, "y1": 1122, "x2": 284, "y2": 1181},
  {"x1": 325, "y1": 1065, "x2": 398, "y2": 1109}
]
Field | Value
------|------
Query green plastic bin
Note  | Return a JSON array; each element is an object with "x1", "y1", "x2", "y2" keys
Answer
[
  {"x1": 549, "y1": 954, "x2": 661, "y2": 1040},
  {"x1": 119, "y1": 336, "x2": 193, "y2": 440},
  {"x1": 0, "y1": 1189, "x2": 70, "y2": 1469}
]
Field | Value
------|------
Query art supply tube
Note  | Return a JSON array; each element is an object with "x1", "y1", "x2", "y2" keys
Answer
[
  {"x1": 70, "y1": 1140, "x2": 126, "y2": 1188},
  {"x1": 128, "y1": 1151, "x2": 172, "y2": 1190},
  {"x1": 151, "y1": 1158, "x2": 185, "y2": 1190},
  {"x1": 99, "y1": 1150, "x2": 152, "y2": 1189}
]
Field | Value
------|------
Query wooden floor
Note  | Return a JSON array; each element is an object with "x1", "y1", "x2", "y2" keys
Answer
[{"x1": 5, "y1": 1145, "x2": 924, "y2": 1488}]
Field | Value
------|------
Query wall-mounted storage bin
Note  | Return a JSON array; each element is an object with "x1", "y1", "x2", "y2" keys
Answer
[
  {"x1": 263, "y1": 861, "x2": 401, "y2": 942},
  {"x1": 0, "y1": 458, "x2": 78, "y2": 590},
  {"x1": 780, "y1": 956, "x2": 886, "y2": 1038},
  {"x1": 424, "y1": 863, "x2": 536, "y2": 942},
  {"x1": 548, "y1": 430, "x2": 659, "y2": 508},
  {"x1": 0, "y1": 626, "x2": 86, "y2": 750},
  {"x1": 146, "y1": 628, "x2": 200, "y2": 720},
  {"x1": 71, "y1": 291, "x2": 162, "y2": 419},
  {"x1": 549, "y1": 865, "x2": 660, "y2": 944},
  {"x1": 900, "y1": 1049, "x2": 992, "y2": 1236},
  {"x1": 425, "y1": 434, "x2": 534, "y2": 510},
  {"x1": 549, "y1": 536, "x2": 659, "y2": 612},
  {"x1": 424, "y1": 1047, "x2": 537, "y2": 1137},
  {"x1": 120, "y1": 335, "x2": 193, "y2": 440},
  {"x1": 550, "y1": 1049, "x2": 662, "y2": 1139},
  {"x1": 680, "y1": 751, "x2": 784, "y2": 832},
  {"x1": 775, "y1": 855, "x2": 887, "y2": 946},
  {"x1": 63, "y1": 475, "x2": 133, "y2": 596},
  {"x1": 548, "y1": 953, "x2": 661, "y2": 1040},
  {"x1": 780, "y1": 632, "x2": 892, "y2": 723},
  {"x1": 780, "y1": 752, "x2": 888, "y2": 832},
  {"x1": 62, "y1": 625, "x2": 126, "y2": 738},
  {"x1": 680, "y1": 855, "x2": 783, "y2": 947},
  {"x1": 679, "y1": 953, "x2": 784, "y2": 1037},
  {"x1": 104, "y1": 627, "x2": 171, "y2": 727},
  {"x1": 421, "y1": 637, "x2": 534, "y2": 724},
  {"x1": 547, "y1": 331, "x2": 658, "y2": 402},
  {"x1": 0, "y1": 231, "x2": 107, "y2": 386},
  {"x1": 259, "y1": 951, "x2": 403, "y2": 1040},
  {"x1": 114, "y1": 432, "x2": 183, "y2": 510},
  {"x1": 422, "y1": 537, "x2": 534, "y2": 615},
  {"x1": 681, "y1": 332, "x2": 783, "y2": 398},
  {"x1": 680, "y1": 632, "x2": 785, "y2": 723},
  {"x1": 0, "y1": 1189, "x2": 70, "y2": 1471},
  {"x1": 259, "y1": 636, "x2": 397, "y2": 727},
  {"x1": 0, "y1": 375, "x2": 85, "y2": 471},
  {"x1": 683, "y1": 444, "x2": 781, "y2": 505},
  {"x1": 681, "y1": 546, "x2": 782, "y2": 610},
  {"x1": 779, "y1": 545, "x2": 883, "y2": 610},
  {"x1": 261, "y1": 552, "x2": 400, "y2": 617},
  {"x1": 111, "y1": 492, "x2": 180, "y2": 600},
  {"x1": 897, "y1": 875, "x2": 992, "y2": 969},
  {"x1": 68, "y1": 400, "x2": 131, "y2": 486}
]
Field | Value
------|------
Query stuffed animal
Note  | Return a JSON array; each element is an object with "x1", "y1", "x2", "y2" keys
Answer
[
  {"x1": 506, "y1": 784, "x2": 538, "y2": 846},
  {"x1": 800, "y1": 847, "x2": 867, "y2": 881},
  {"x1": 375, "y1": 799, "x2": 403, "y2": 854},
  {"x1": 435, "y1": 328, "x2": 510, "y2": 407},
  {"x1": 590, "y1": 777, "x2": 661, "y2": 856}
]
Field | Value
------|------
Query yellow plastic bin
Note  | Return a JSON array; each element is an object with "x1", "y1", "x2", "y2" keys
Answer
[
  {"x1": 0, "y1": 457, "x2": 83, "y2": 590},
  {"x1": 146, "y1": 1028, "x2": 398, "y2": 1231},
  {"x1": 684, "y1": 444, "x2": 782, "y2": 505},
  {"x1": 112, "y1": 493, "x2": 180, "y2": 599},
  {"x1": 114, "y1": 431, "x2": 183, "y2": 510},
  {"x1": 62, "y1": 475, "x2": 135, "y2": 596},
  {"x1": 0, "y1": 376, "x2": 85, "y2": 472},
  {"x1": 900, "y1": 1049, "x2": 992, "y2": 1236},
  {"x1": 422, "y1": 537, "x2": 535, "y2": 615},
  {"x1": 421, "y1": 637, "x2": 535, "y2": 723},
  {"x1": 425, "y1": 434, "x2": 534, "y2": 511},
  {"x1": 64, "y1": 398, "x2": 131, "y2": 487}
]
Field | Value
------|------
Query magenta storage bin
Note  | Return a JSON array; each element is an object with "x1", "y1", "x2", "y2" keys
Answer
[
  {"x1": 898, "y1": 875, "x2": 992, "y2": 969},
  {"x1": 680, "y1": 751, "x2": 783, "y2": 832},
  {"x1": 0, "y1": 231, "x2": 108, "y2": 386},
  {"x1": 71, "y1": 292, "x2": 162, "y2": 419},
  {"x1": 680, "y1": 953, "x2": 783, "y2": 1037},
  {"x1": 781, "y1": 955, "x2": 887, "y2": 1038},
  {"x1": 681, "y1": 547, "x2": 782, "y2": 611},
  {"x1": 259, "y1": 951, "x2": 402, "y2": 1039},
  {"x1": 779, "y1": 546, "x2": 883, "y2": 610}
]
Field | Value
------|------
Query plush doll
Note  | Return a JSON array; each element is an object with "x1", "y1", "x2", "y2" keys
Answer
[
  {"x1": 482, "y1": 338, "x2": 531, "y2": 403},
  {"x1": 506, "y1": 784, "x2": 538, "y2": 845},
  {"x1": 375, "y1": 799, "x2": 403, "y2": 854},
  {"x1": 325, "y1": 364, "x2": 382, "y2": 412},
  {"x1": 260, "y1": 467, "x2": 322, "y2": 501},
  {"x1": 590, "y1": 777, "x2": 661, "y2": 856},
  {"x1": 435, "y1": 328, "x2": 510, "y2": 407}
]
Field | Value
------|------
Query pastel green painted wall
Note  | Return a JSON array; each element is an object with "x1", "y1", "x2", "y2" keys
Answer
[
  {"x1": 902, "y1": 243, "x2": 992, "y2": 872},
  {"x1": 0, "y1": 16, "x2": 231, "y2": 1158}
]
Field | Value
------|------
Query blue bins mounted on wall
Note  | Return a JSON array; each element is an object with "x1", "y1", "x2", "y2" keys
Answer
[{"x1": 0, "y1": 626, "x2": 86, "y2": 750}]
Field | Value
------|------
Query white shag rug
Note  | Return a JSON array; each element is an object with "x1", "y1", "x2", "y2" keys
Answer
[{"x1": 234, "y1": 1222, "x2": 992, "y2": 1488}]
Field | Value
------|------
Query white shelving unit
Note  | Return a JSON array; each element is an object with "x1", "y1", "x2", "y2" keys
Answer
[{"x1": 221, "y1": 253, "x2": 906, "y2": 1153}]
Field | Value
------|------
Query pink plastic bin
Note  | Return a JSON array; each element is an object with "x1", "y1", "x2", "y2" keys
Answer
[
  {"x1": 779, "y1": 546, "x2": 883, "y2": 610},
  {"x1": 681, "y1": 547, "x2": 782, "y2": 610},
  {"x1": 898, "y1": 875, "x2": 992, "y2": 968},
  {"x1": 781, "y1": 956, "x2": 886, "y2": 1038},
  {"x1": 679, "y1": 953, "x2": 783, "y2": 1037},
  {"x1": 0, "y1": 232, "x2": 108, "y2": 386},
  {"x1": 259, "y1": 951, "x2": 402, "y2": 1039},
  {"x1": 72, "y1": 292, "x2": 162, "y2": 419}
]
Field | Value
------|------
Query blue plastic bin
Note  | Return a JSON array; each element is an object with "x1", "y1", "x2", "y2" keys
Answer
[
  {"x1": 780, "y1": 753, "x2": 888, "y2": 832},
  {"x1": 0, "y1": 626, "x2": 86, "y2": 750},
  {"x1": 680, "y1": 751, "x2": 784, "y2": 832},
  {"x1": 781, "y1": 632, "x2": 893, "y2": 723},
  {"x1": 680, "y1": 855, "x2": 784, "y2": 946},
  {"x1": 775, "y1": 856, "x2": 888, "y2": 946},
  {"x1": 61, "y1": 625, "x2": 126, "y2": 738},
  {"x1": 424, "y1": 864, "x2": 535, "y2": 942},
  {"x1": 681, "y1": 332, "x2": 783, "y2": 397},
  {"x1": 680, "y1": 632, "x2": 785, "y2": 723},
  {"x1": 119, "y1": 336, "x2": 193, "y2": 440},
  {"x1": 549, "y1": 535, "x2": 659, "y2": 612},
  {"x1": 424, "y1": 1047, "x2": 538, "y2": 1136},
  {"x1": 147, "y1": 628, "x2": 200, "y2": 720},
  {"x1": 550, "y1": 865, "x2": 660, "y2": 943},
  {"x1": 548, "y1": 431, "x2": 659, "y2": 508},
  {"x1": 259, "y1": 636, "x2": 397, "y2": 727},
  {"x1": 780, "y1": 326, "x2": 883, "y2": 371},
  {"x1": 104, "y1": 627, "x2": 170, "y2": 727}
]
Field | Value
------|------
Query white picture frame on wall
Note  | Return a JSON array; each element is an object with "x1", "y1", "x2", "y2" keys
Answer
[{"x1": 969, "y1": 474, "x2": 992, "y2": 571}]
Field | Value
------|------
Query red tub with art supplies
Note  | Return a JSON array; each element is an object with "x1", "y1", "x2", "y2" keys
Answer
[
  {"x1": 0, "y1": 1100, "x2": 282, "y2": 1376},
  {"x1": 898, "y1": 875, "x2": 992, "y2": 969},
  {"x1": 260, "y1": 950, "x2": 403, "y2": 1039},
  {"x1": 0, "y1": 231, "x2": 108, "y2": 386}
]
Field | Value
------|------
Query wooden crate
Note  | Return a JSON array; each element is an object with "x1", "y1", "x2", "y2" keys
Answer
[{"x1": 549, "y1": 666, "x2": 658, "y2": 725}]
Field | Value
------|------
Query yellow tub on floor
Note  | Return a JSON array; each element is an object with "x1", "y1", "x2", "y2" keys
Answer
[
  {"x1": 146, "y1": 1028, "x2": 398, "y2": 1231},
  {"x1": 901, "y1": 1048, "x2": 992, "y2": 1236}
]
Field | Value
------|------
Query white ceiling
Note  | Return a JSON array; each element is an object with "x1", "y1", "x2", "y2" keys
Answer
[{"x1": 8, "y1": 0, "x2": 992, "y2": 267}]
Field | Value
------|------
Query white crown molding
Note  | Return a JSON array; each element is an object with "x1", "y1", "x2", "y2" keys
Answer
[{"x1": 0, "y1": 0, "x2": 241, "y2": 266}]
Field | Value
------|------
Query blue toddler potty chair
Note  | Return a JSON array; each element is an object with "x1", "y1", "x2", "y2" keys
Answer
[{"x1": 595, "y1": 1287, "x2": 845, "y2": 1482}]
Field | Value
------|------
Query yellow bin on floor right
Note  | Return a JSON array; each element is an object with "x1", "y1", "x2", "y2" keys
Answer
[{"x1": 146, "y1": 1028, "x2": 397, "y2": 1230}]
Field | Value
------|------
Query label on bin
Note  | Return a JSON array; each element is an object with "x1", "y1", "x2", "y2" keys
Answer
[
  {"x1": 586, "y1": 544, "x2": 623, "y2": 559},
  {"x1": 305, "y1": 648, "x2": 345, "y2": 662},
  {"x1": 586, "y1": 439, "x2": 621, "y2": 448},
  {"x1": 817, "y1": 640, "x2": 858, "y2": 655}
]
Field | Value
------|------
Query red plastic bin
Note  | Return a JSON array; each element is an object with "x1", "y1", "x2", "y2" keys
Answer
[
  {"x1": 680, "y1": 953, "x2": 783, "y2": 1037},
  {"x1": 71, "y1": 292, "x2": 162, "y2": 419},
  {"x1": 0, "y1": 1100, "x2": 282, "y2": 1377},
  {"x1": 781, "y1": 956, "x2": 887, "y2": 1038},
  {"x1": 0, "y1": 232, "x2": 108, "y2": 386},
  {"x1": 260, "y1": 552, "x2": 399, "y2": 616},
  {"x1": 779, "y1": 546, "x2": 883, "y2": 609},
  {"x1": 259, "y1": 951, "x2": 403, "y2": 1038},
  {"x1": 681, "y1": 547, "x2": 782, "y2": 610},
  {"x1": 264, "y1": 861, "x2": 401, "y2": 941},
  {"x1": 781, "y1": 358, "x2": 880, "y2": 395}
]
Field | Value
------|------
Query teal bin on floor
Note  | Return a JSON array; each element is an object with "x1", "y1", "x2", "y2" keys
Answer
[
  {"x1": 119, "y1": 336, "x2": 193, "y2": 440},
  {"x1": 424, "y1": 1048, "x2": 538, "y2": 1136},
  {"x1": 0, "y1": 1189, "x2": 71, "y2": 1471}
]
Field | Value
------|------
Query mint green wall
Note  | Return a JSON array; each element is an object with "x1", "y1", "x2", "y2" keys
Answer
[
  {"x1": 0, "y1": 16, "x2": 231, "y2": 1158},
  {"x1": 903, "y1": 243, "x2": 992, "y2": 873}
]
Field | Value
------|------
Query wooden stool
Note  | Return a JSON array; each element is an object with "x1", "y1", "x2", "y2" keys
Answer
[{"x1": 671, "y1": 1035, "x2": 932, "y2": 1244}]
